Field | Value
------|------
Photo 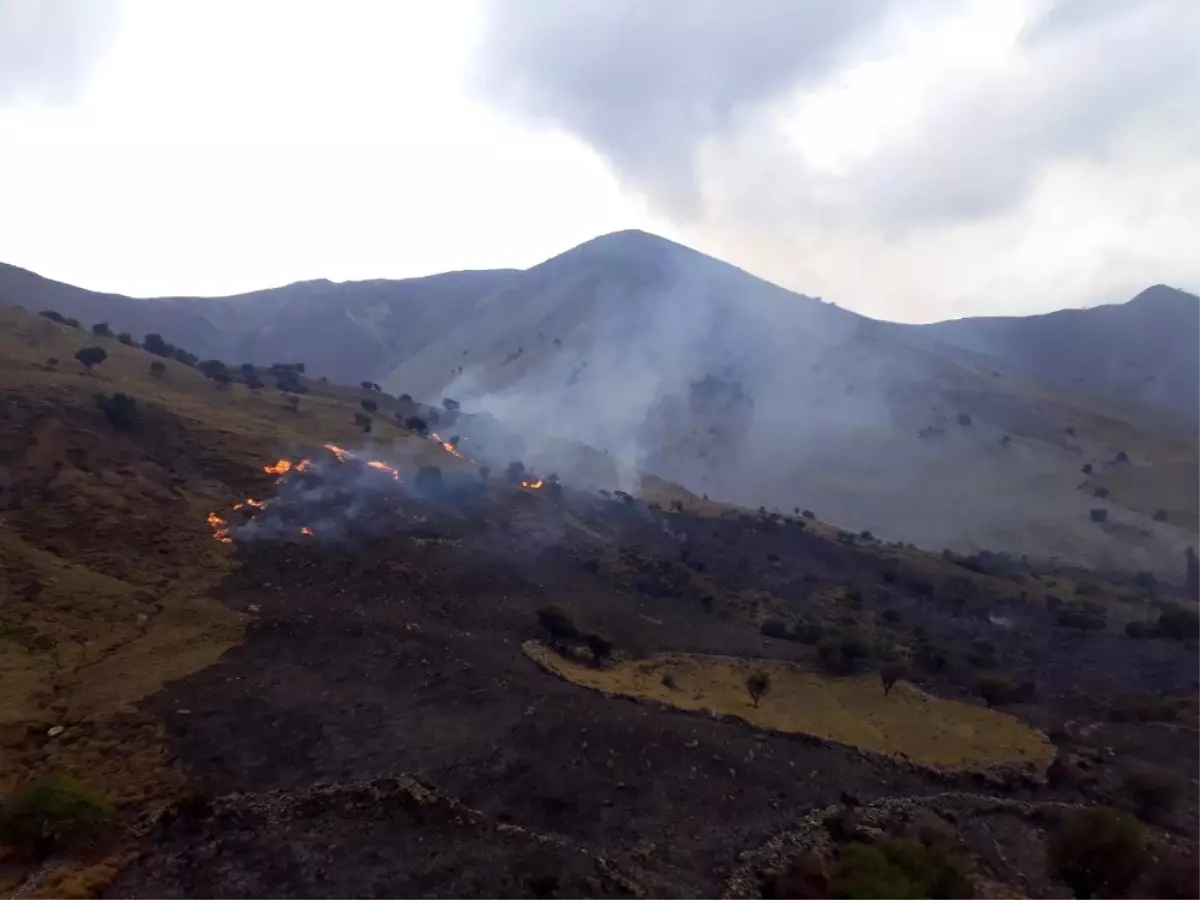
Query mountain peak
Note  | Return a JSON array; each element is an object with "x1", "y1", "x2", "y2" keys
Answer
[{"x1": 1127, "y1": 284, "x2": 1199, "y2": 309}]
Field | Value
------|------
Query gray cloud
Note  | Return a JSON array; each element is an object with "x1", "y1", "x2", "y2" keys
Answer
[
  {"x1": 472, "y1": 0, "x2": 891, "y2": 217},
  {"x1": 0, "y1": 0, "x2": 121, "y2": 106},
  {"x1": 472, "y1": 0, "x2": 1200, "y2": 319}
]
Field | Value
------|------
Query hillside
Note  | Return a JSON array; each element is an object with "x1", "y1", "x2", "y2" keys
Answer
[
  {"x1": 919, "y1": 285, "x2": 1200, "y2": 429},
  {"x1": 0, "y1": 302, "x2": 1197, "y2": 898},
  {"x1": 1, "y1": 233, "x2": 1196, "y2": 574}
]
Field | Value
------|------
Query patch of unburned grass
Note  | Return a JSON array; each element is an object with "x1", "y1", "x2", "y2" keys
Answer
[{"x1": 525, "y1": 643, "x2": 1053, "y2": 772}]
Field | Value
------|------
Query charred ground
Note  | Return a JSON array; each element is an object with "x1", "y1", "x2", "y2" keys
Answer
[{"x1": 0, "y1": 304, "x2": 1197, "y2": 898}]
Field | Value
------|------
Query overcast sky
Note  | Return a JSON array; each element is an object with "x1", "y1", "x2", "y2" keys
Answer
[{"x1": 1, "y1": 0, "x2": 1197, "y2": 322}]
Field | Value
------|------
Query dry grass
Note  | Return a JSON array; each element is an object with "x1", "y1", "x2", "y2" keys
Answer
[{"x1": 525, "y1": 643, "x2": 1053, "y2": 772}]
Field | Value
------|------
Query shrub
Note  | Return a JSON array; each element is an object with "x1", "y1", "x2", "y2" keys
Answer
[
  {"x1": 1114, "y1": 450, "x2": 1129, "y2": 463},
  {"x1": 802, "y1": 509, "x2": 815, "y2": 519},
  {"x1": 1124, "y1": 766, "x2": 1178, "y2": 822},
  {"x1": 399, "y1": 393, "x2": 412, "y2": 403},
  {"x1": 913, "y1": 639, "x2": 952, "y2": 674},
  {"x1": 1089, "y1": 508, "x2": 1108, "y2": 523},
  {"x1": 91, "y1": 322, "x2": 113, "y2": 338},
  {"x1": 149, "y1": 360, "x2": 166, "y2": 378},
  {"x1": 403, "y1": 415, "x2": 427, "y2": 434},
  {"x1": 1081, "y1": 463, "x2": 1093, "y2": 475},
  {"x1": 1047, "y1": 807, "x2": 1147, "y2": 899},
  {"x1": 1093, "y1": 486, "x2": 1109, "y2": 499},
  {"x1": 956, "y1": 413, "x2": 972, "y2": 426},
  {"x1": 879, "y1": 608, "x2": 902, "y2": 625},
  {"x1": 38, "y1": 309, "x2": 66, "y2": 323},
  {"x1": 117, "y1": 332, "x2": 134, "y2": 346},
  {"x1": 74, "y1": 346, "x2": 107, "y2": 370},
  {"x1": 361, "y1": 381, "x2": 382, "y2": 392},
  {"x1": 831, "y1": 838, "x2": 974, "y2": 899},
  {"x1": 505, "y1": 460, "x2": 527, "y2": 483},
  {"x1": 442, "y1": 397, "x2": 460, "y2": 411},
  {"x1": 791, "y1": 621, "x2": 825, "y2": 644},
  {"x1": 64, "y1": 317, "x2": 80, "y2": 328},
  {"x1": 761, "y1": 618, "x2": 790, "y2": 640},
  {"x1": 360, "y1": 398, "x2": 378, "y2": 413},
  {"x1": 536, "y1": 605, "x2": 577, "y2": 642},
  {"x1": 44, "y1": 357, "x2": 58, "y2": 369},
  {"x1": 353, "y1": 411, "x2": 372, "y2": 431},
  {"x1": 661, "y1": 672, "x2": 677, "y2": 690},
  {"x1": 94, "y1": 392, "x2": 137, "y2": 430},
  {"x1": 1124, "y1": 621, "x2": 1150, "y2": 639},
  {"x1": 212, "y1": 371, "x2": 231, "y2": 389},
  {"x1": 245, "y1": 374, "x2": 264, "y2": 390},
  {"x1": 880, "y1": 662, "x2": 909, "y2": 696},
  {"x1": 746, "y1": 671, "x2": 771, "y2": 708},
  {"x1": 1153, "y1": 509, "x2": 1168, "y2": 522},
  {"x1": 198, "y1": 359, "x2": 227, "y2": 379},
  {"x1": 0, "y1": 776, "x2": 114, "y2": 857}
]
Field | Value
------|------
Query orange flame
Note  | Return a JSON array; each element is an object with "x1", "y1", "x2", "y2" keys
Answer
[
  {"x1": 323, "y1": 443, "x2": 349, "y2": 462},
  {"x1": 521, "y1": 479, "x2": 544, "y2": 490},
  {"x1": 367, "y1": 459, "x2": 400, "y2": 479},
  {"x1": 301, "y1": 526, "x2": 314, "y2": 536},
  {"x1": 264, "y1": 460, "x2": 292, "y2": 476},
  {"x1": 430, "y1": 432, "x2": 464, "y2": 458},
  {"x1": 233, "y1": 498, "x2": 266, "y2": 511},
  {"x1": 207, "y1": 512, "x2": 232, "y2": 543}
]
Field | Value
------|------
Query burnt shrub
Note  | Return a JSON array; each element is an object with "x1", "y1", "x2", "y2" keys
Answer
[
  {"x1": 536, "y1": 605, "x2": 578, "y2": 642},
  {"x1": 831, "y1": 838, "x2": 974, "y2": 900},
  {"x1": 1047, "y1": 807, "x2": 1147, "y2": 899},
  {"x1": 0, "y1": 776, "x2": 114, "y2": 858},
  {"x1": 974, "y1": 673, "x2": 1021, "y2": 708},
  {"x1": 1157, "y1": 606, "x2": 1200, "y2": 641},
  {"x1": 760, "y1": 852, "x2": 830, "y2": 899},
  {"x1": 75, "y1": 346, "x2": 107, "y2": 370},
  {"x1": 94, "y1": 392, "x2": 137, "y2": 430},
  {"x1": 761, "y1": 618, "x2": 790, "y2": 640}
]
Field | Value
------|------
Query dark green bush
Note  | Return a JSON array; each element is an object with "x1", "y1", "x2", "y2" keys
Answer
[
  {"x1": 0, "y1": 776, "x2": 114, "y2": 857},
  {"x1": 75, "y1": 346, "x2": 107, "y2": 370},
  {"x1": 1047, "y1": 807, "x2": 1147, "y2": 899},
  {"x1": 746, "y1": 671, "x2": 771, "y2": 708},
  {"x1": 94, "y1": 392, "x2": 138, "y2": 430},
  {"x1": 831, "y1": 838, "x2": 974, "y2": 899}
]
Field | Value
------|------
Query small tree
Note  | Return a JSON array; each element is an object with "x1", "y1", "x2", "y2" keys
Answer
[
  {"x1": 91, "y1": 322, "x2": 113, "y2": 338},
  {"x1": 880, "y1": 662, "x2": 909, "y2": 696},
  {"x1": 584, "y1": 631, "x2": 613, "y2": 665},
  {"x1": 1081, "y1": 463, "x2": 1093, "y2": 475},
  {"x1": 1047, "y1": 807, "x2": 1147, "y2": 899},
  {"x1": 974, "y1": 673, "x2": 1021, "y2": 708},
  {"x1": 75, "y1": 346, "x2": 107, "y2": 371},
  {"x1": 353, "y1": 411, "x2": 372, "y2": 432},
  {"x1": 117, "y1": 332, "x2": 135, "y2": 346},
  {"x1": 149, "y1": 360, "x2": 166, "y2": 378},
  {"x1": 746, "y1": 671, "x2": 771, "y2": 708},
  {"x1": 143, "y1": 333, "x2": 171, "y2": 357},
  {"x1": 360, "y1": 398, "x2": 378, "y2": 413}
]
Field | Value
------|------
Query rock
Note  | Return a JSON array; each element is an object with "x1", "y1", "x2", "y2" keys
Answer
[{"x1": 47, "y1": 725, "x2": 64, "y2": 737}]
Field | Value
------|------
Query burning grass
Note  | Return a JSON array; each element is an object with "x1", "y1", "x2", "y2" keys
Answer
[{"x1": 524, "y1": 644, "x2": 1054, "y2": 772}]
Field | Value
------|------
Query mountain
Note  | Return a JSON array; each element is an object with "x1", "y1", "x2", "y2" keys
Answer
[
  {"x1": 0, "y1": 262, "x2": 521, "y2": 386},
  {"x1": 1, "y1": 232, "x2": 1195, "y2": 572},
  {"x1": 919, "y1": 284, "x2": 1200, "y2": 428}
]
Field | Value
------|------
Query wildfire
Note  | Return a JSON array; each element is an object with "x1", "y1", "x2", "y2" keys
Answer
[
  {"x1": 264, "y1": 460, "x2": 292, "y2": 476},
  {"x1": 301, "y1": 526, "x2": 314, "y2": 536},
  {"x1": 367, "y1": 459, "x2": 401, "y2": 479},
  {"x1": 521, "y1": 479, "x2": 545, "y2": 490},
  {"x1": 430, "y1": 432, "x2": 463, "y2": 459},
  {"x1": 323, "y1": 443, "x2": 349, "y2": 462},
  {"x1": 233, "y1": 498, "x2": 266, "y2": 511},
  {"x1": 206, "y1": 511, "x2": 232, "y2": 543}
]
